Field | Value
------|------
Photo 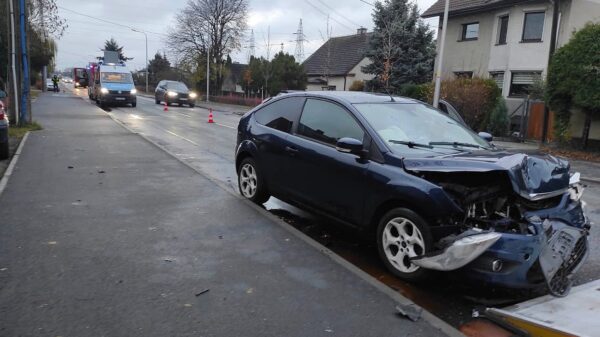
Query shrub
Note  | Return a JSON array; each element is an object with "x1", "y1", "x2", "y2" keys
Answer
[
  {"x1": 349, "y1": 80, "x2": 365, "y2": 92},
  {"x1": 399, "y1": 83, "x2": 429, "y2": 101},
  {"x1": 424, "y1": 77, "x2": 501, "y2": 131},
  {"x1": 487, "y1": 97, "x2": 510, "y2": 137}
]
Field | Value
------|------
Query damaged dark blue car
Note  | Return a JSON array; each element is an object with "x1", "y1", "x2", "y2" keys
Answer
[{"x1": 235, "y1": 91, "x2": 590, "y2": 296}]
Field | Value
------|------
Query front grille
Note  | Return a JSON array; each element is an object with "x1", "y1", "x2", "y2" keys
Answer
[
  {"x1": 178, "y1": 93, "x2": 189, "y2": 99},
  {"x1": 108, "y1": 90, "x2": 131, "y2": 95},
  {"x1": 547, "y1": 236, "x2": 587, "y2": 296}
]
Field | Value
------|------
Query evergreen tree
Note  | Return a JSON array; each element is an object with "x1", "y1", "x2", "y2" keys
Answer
[
  {"x1": 103, "y1": 38, "x2": 132, "y2": 61},
  {"x1": 148, "y1": 53, "x2": 171, "y2": 74},
  {"x1": 363, "y1": 0, "x2": 435, "y2": 92}
]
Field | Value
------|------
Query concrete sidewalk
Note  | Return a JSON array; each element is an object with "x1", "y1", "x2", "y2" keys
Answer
[{"x1": 0, "y1": 93, "x2": 452, "y2": 336}]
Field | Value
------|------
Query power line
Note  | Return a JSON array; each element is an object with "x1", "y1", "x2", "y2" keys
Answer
[
  {"x1": 58, "y1": 6, "x2": 168, "y2": 37},
  {"x1": 315, "y1": 0, "x2": 362, "y2": 28},
  {"x1": 304, "y1": 0, "x2": 355, "y2": 33}
]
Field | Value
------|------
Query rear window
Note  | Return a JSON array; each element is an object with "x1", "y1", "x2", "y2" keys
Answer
[{"x1": 254, "y1": 97, "x2": 305, "y2": 133}]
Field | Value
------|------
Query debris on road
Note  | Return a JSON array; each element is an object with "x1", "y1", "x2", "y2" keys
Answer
[
  {"x1": 195, "y1": 289, "x2": 210, "y2": 297},
  {"x1": 97, "y1": 170, "x2": 105, "y2": 174},
  {"x1": 395, "y1": 303, "x2": 423, "y2": 322},
  {"x1": 67, "y1": 166, "x2": 74, "y2": 169}
]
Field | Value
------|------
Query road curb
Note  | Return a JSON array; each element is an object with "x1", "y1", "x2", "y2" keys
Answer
[
  {"x1": 0, "y1": 132, "x2": 30, "y2": 196},
  {"x1": 91, "y1": 97, "x2": 462, "y2": 337},
  {"x1": 582, "y1": 177, "x2": 600, "y2": 184}
]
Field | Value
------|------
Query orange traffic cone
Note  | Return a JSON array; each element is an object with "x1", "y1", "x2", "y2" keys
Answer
[
  {"x1": 163, "y1": 101, "x2": 168, "y2": 112},
  {"x1": 208, "y1": 109, "x2": 214, "y2": 123}
]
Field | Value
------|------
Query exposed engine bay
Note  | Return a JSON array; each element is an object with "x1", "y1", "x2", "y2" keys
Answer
[{"x1": 403, "y1": 154, "x2": 590, "y2": 296}]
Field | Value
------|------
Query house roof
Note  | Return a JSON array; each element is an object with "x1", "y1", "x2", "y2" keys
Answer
[
  {"x1": 421, "y1": 0, "x2": 540, "y2": 18},
  {"x1": 303, "y1": 32, "x2": 372, "y2": 76}
]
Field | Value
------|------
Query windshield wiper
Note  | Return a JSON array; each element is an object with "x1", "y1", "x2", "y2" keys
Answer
[
  {"x1": 429, "y1": 141, "x2": 487, "y2": 149},
  {"x1": 388, "y1": 140, "x2": 433, "y2": 149}
]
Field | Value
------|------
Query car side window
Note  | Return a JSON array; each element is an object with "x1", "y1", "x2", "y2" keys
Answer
[
  {"x1": 253, "y1": 97, "x2": 305, "y2": 133},
  {"x1": 297, "y1": 99, "x2": 365, "y2": 146}
]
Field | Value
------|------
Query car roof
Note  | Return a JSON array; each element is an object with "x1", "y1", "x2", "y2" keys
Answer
[{"x1": 278, "y1": 91, "x2": 420, "y2": 104}]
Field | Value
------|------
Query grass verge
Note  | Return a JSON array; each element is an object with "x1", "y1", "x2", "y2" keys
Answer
[{"x1": 8, "y1": 122, "x2": 43, "y2": 139}]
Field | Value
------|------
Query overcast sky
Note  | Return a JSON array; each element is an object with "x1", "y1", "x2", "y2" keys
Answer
[{"x1": 55, "y1": 0, "x2": 438, "y2": 71}]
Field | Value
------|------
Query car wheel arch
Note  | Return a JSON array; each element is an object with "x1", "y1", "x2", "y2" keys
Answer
[{"x1": 368, "y1": 198, "x2": 436, "y2": 234}]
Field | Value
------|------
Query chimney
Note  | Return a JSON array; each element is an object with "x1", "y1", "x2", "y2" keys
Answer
[{"x1": 357, "y1": 27, "x2": 367, "y2": 35}]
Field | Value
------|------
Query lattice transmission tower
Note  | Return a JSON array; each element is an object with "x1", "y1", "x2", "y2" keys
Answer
[{"x1": 294, "y1": 19, "x2": 306, "y2": 63}]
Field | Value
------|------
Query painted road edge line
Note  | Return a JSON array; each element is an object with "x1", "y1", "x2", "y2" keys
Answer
[
  {"x1": 101, "y1": 106, "x2": 462, "y2": 337},
  {"x1": 0, "y1": 132, "x2": 31, "y2": 196}
]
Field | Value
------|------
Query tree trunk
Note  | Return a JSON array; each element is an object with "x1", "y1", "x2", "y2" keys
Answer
[{"x1": 581, "y1": 108, "x2": 592, "y2": 149}]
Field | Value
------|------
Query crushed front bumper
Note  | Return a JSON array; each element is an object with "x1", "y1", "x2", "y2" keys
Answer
[{"x1": 463, "y1": 192, "x2": 590, "y2": 292}]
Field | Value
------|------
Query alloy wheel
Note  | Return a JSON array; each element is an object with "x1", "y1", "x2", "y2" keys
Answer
[
  {"x1": 239, "y1": 163, "x2": 258, "y2": 198},
  {"x1": 382, "y1": 217, "x2": 425, "y2": 273}
]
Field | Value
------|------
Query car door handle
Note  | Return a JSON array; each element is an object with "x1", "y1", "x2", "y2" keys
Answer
[{"x1": 285, "y1": 146, "x2": 299, "y2": 156}]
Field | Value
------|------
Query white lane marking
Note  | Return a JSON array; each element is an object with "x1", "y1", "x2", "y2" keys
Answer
[
  {"x1": 214, "y1": 122, "x2": 236, "y2": 130},
  {"x1": 165, "y1": 130, "x2": 200, "y2": 146}
]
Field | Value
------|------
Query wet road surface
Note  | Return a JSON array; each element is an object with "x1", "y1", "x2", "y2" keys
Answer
[{"x1": 69, "y1": 87, "x2": 600, "y2": 327}]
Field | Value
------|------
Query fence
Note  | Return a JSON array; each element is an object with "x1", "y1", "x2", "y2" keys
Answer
[{"x1": 508, "y1": 97, "x2": 554, "y2": 142}]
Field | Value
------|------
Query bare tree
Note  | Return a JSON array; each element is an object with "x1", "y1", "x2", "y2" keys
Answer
[
  {"x1": 29, "y1": 0, "x2": 68, "y2": 38},
  {"x1": 167, "y1": 0, "x2": 248, "y2": 92}
]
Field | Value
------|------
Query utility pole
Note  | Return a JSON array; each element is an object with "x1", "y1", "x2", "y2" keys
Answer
[
  {"x1": 433, "y1": 0, "x2": 450, "y2": 109},
  {"x1": 131, "y1": 28, "x2": 148, "y2": 93},
  {"x1": 206, "y1": 42, "x2": 210, "y2": 102},
  {"x1": 9, "y1": 0, "x2": 20, "y2": 124},
  {"x1": 18, "y1": 0, "x2": 30, "y2": 125}
]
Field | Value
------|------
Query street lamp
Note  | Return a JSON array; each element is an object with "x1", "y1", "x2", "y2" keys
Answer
[
  {"x1": 432, "y1": 0, "x2": 450, "y2": 108},
  {"x1": 131, "y1": 28, "x2": 148, "y2": 94}
]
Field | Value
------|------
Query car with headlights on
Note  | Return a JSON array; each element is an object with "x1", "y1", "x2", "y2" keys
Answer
[
  {"x1": 235, "y1": 91, "x2": 590, "y2": 295},
  {"x1": 155, "y1": 80, "x2": 197, "y2": 107}
]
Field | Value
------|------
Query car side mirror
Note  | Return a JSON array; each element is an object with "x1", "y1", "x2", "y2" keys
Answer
[
  {"x1": 478, "y1": 132, "x2": 493, "y2": 142},
  {"x1": 336, "y1": 137, "x2": 365, "y2": 156}
]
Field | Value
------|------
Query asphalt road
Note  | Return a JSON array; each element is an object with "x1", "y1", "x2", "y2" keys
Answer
[
  {"x1": 71, "y1": 87, "x2": 600, "y2": 327},
  {"x1": 0, "y1": 92, "x2": 451, "y2": 337}
]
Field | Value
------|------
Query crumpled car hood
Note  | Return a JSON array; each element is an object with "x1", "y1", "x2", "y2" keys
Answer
[{"x1": 403, "y1": 152, "x2": 571, "y2": 200}]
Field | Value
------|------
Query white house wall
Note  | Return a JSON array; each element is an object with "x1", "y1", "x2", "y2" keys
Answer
[
  {"x1": 434, "y1": 12, "x2": 494, "y2": 79},
  {"x1": 560, "y1": 0, "x2": 600, "y2": 46}
]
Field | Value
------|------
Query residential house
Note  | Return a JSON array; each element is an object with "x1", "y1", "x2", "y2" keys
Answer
[
  {"x1": 303, "y1": 28, "x2": 375, "y2": 91},
  {"x1": 422, "y1": 0, "x2": 600, "y2": 141}
]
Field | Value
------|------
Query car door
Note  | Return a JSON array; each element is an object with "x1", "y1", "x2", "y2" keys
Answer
[
  {"x1": 283, "y1": 98, "x2": 369, "y2": 225},
  {"x1": 250, "y1": 96, "x2": 305, "y2": 195}
]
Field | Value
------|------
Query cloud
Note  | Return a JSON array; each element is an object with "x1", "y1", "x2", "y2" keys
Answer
[{"x1": 54, "y1": 0, "x2": 438, "y2": 70}]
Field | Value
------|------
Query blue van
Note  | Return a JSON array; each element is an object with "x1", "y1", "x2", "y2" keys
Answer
[{"x1": 91, "y1": 62, "x2": 137, "y2": 108}]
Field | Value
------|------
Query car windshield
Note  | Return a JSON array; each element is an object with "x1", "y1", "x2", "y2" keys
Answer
[
  {"x1": 101, "y1": 72, "x2": 133, "y2": 83},
  {"x1": 354, "y1": 103, "x2": 491, "y2": 154},
  {"x1": 167, "y1": 82, "x2": 188, "y2": 91}
]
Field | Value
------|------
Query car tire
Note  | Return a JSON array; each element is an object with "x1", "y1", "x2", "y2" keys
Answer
[
  {"x1": 0, "y1": 141, "x2": 9, "y2": 160},
  {"x1": 237, "y1": 157, "x2": 269, "y2": 204},
  {"x1": 155, "y1": 98, "x2": 160, "y2": 104},
  {"x1": 376, "y1": 207, "x2": 433, "y2": 282},
  {"x1": 189, "y1": 103, "x2": 195, "y2": 108},
  {"x1": 131, "y1": 101, "x2": 137, "y2": 108}
]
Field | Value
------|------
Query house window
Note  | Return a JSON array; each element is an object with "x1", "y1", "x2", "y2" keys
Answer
[
  {"x1": 497, "y1": 16, "x2": 509, "y2": 45},
  {"x1": 321, "y1": 85, "x2": 336, "y2": 91},
  {"x1": 522, "y1": 12, "x2": 545, "y2": 42},
  {"x1": 461, "y1": 22, "x2": 479, "y2": 40},
  {"x1": 454, "y1": 71, "x2": 473, "y2": 79},
  {"x1": 509, "y1": 71, "x2": 541, "y2": 97},
  {"x1": 490, "y1": 72, "x2": 505, "y2": 91}
]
